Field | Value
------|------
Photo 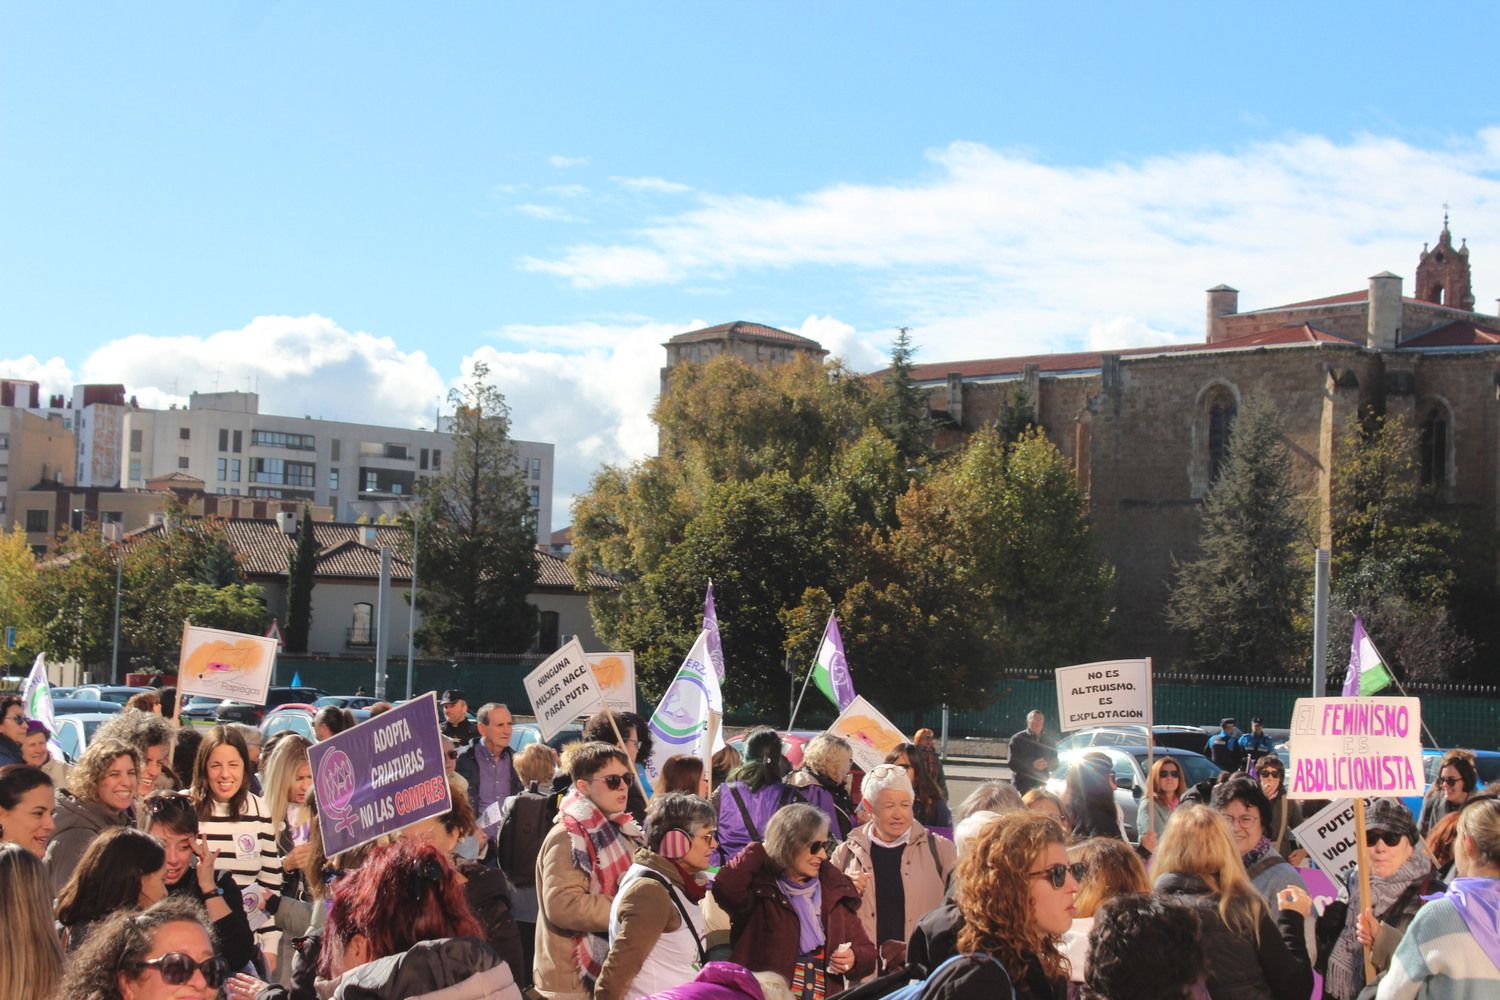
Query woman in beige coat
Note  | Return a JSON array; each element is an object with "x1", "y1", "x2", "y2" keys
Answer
[
  {"x1": 534, "y1": 741, "x2": 646, "y2": 1000},
  {"x1": 829, "y1": 762, "x2": 957, "y2": 973}
]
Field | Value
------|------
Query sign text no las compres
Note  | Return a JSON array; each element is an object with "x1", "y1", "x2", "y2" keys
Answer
[
  {"x1": 1054, "y1": 659, "x2": 1152, "y2": 733},
  {"x1": 1286, "y1": 697, "x2": 1423, "y2": 799},
  {"x1": 308, "y1": 692, "x2": 451, "y2": 857}
]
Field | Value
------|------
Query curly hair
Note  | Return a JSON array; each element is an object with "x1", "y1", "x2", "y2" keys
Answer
[
  {"x1": 1069, "y1": 837, "x2": 1149, "y2": 919},
  {"x1": 68, "y1": 737, "x2": 140, "y2": 803},
  {"x1": 1082, "y1": 894, "x2": 1204, "y2": 1000},
  {"x1": 93, "y1": 710, "x2": 174, "y2": 763},
  {"x1": 56, "y1": 895, "x2": 218, "y2": 1000},
  {"x1": 801, "y1": 734, "x2": 853, "y2": 784},
  {"x1": 956, "y1": 811, "x2": 1070, "y2": 983}
]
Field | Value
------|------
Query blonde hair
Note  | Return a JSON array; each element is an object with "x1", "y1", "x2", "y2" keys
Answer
[
  {"x1": 1023, "y1": 788, "x2": 1070, "y2": 829},
  {"x1": 1458, "y1": 796, "x2": 1500, "y2": 869},
  {"x1": 0, "y1": 843, "x2": 64, "y2": 1000},
  {"x1": 260, "y1": 734, "x2": 311, "y2": 835},
  {"x1": 515, "y1": 742, "x2": 556, "y2": 786},
  {"x1": 801, "y1": 734, "x2": 853, "y2": 784},
  {"x1": 1152, "y1": 804, "x2": 1264, "y2": 941},
  {"x1": 1069, "y1": 837, "x2": 1149, "y2": 918}
]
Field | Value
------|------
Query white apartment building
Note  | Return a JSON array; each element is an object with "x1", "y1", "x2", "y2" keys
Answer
[{"x1": 120, "y1": 391, "x2": 554, "y2": 544}]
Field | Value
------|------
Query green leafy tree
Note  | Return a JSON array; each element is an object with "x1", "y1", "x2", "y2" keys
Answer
[
  {"x1": 0, "y1": 526, "x2": 37, "y2": 666},
  {"x1": 284, "y1": 506, "x2": 318, "y2": 653},
  {"x1": 124, "y1": 515, "x2": 248, "y2": 665},
  {"x1": 1166, "y1": 397, "x2": 1313, "y2": 673},
  {"x1": 193, "y1": 533, "x2": 243, "y2": 587},
  {"x1": 876, "y1": 327, "x2": 933, "y2": 466},
  {"x1": 415, "y1": 363, "x2": 539, "y2": 653},
  {"x1": 172, "y1": 581, "x2": 270, "y2": 635},
  {"x1": 23, "y1": 528, "x2": 119, "y2": 669}
]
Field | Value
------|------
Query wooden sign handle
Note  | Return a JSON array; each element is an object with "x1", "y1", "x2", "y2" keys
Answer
[{"x1": 1352, "y1": 798, "x2": 1377, "y2": 983}]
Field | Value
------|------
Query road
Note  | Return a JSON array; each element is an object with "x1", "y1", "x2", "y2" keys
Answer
[{"x1": 940, "y1": 756, "x2": 1013, "y2": 809}]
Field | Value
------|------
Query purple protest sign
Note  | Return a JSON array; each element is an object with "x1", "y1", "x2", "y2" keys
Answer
[{"x1": 307, "y1": 691, "x2": 451, "y2": 857}]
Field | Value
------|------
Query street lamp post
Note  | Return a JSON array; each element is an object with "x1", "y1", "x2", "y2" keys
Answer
[
  {"x1": 104, "y1": 522, "x2": 123, "y2": 684},
  {"x1": 405, "y1": 510, "x2": 419, "y2": 700}
]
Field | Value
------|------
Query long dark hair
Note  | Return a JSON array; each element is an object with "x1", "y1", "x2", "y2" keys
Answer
[
  {"x1": 888, "y1": 741, "x2": 945, "y2": 817},
  {"x1": 191, "y1": 725, "x2": 253, "y2": 819},
  {"x1": 55, "y1": 827, "x2": 166, "y2": 928},
  {"x1": 730, "y1": 727, "x2": 789, "y2": 792},
  {"x1": 1066, "y1": 754, "x2": 1122, "y2": 840}
]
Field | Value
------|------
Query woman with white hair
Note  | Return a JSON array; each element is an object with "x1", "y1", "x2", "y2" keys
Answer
[
  {"x1": 830, "y1": 762, "x2": 957, "y2": 973},
  {"x1": 785, "y1": 733, "x2": 857, "y2": 840}
]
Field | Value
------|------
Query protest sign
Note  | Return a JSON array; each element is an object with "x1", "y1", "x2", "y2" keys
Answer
[
  {"x1": 1285, "y1": 697, "x2": 1424, "y2": 799},
  {"x1": 177, "y1": 624, "x2": 278, "y2": 704},
  {"x1": 644, "y1": 630, "x2": 722, "y2": 785},
  {"x1": 1054, "y1": 659, "x2": 1153, "y2": 732},
  {"x1": 524, "y1": 638, "x2": 603, "y2": 742},
  {"x1": 1291, "y1": 797, "x2": 1374, "y2": 894},
  {"x1": 828, "y1": 696, "x2": 910, "y2": 774},
  {"x1": 586, "y1": 652, "x2": 637, "y2": 714},
  {"x1": 307, "y1": 692, "x2": 451, "y2": 857}
]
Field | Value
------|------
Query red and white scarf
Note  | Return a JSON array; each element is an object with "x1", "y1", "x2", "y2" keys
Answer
[{"x1": 559, "y1": 787, "x2": 642, "y2": 988}]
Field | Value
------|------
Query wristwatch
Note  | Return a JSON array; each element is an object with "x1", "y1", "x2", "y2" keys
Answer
[{"x1": 201, "y1": 884, "x2": 225, "y2": 899}]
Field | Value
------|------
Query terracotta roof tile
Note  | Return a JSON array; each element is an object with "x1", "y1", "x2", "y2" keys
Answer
[
  {"x1": 1400, "y1": 320, "x2": 1500, "y2": 348},
  {"x1": 667, "y1": 321, "x2": 825, "y2": 349}
]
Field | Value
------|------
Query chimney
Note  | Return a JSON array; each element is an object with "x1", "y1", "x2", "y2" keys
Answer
[
  {"x1": 1367, "y1": 272, "x2": 1403, "y2": 350},
  {"x1": 276, "y1": 511, "x2": 297, "y2": 535},
  {"x1": 362, "y1": 526, "x2": 378, "y2": 546},
  {"x1": 1206, "y1": 285, "x2": 1239, "y2": 342}
]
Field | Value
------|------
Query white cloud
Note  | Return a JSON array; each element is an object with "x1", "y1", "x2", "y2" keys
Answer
[
  {"x1": 516, "y1": 203, "x2": 585, "y2": 223},
  {"x1": 547, "y1": 155, "x2": 589, "y2": 168},
  {"x1": 1087, "y1": 316, "x2": 1193, "y2": 351},
  {"x1": 611, "y1": 175, "x2": 694, "y2": 194},
  {"x1": 0, "y1": 354, "x2": 75, "y2": 401}
]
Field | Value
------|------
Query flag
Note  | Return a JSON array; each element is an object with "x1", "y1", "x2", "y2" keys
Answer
[
  {"x1": 702, "y1": 581, "x2": 725, "y2": 681},
  {"x1": 1343, "y1": 616, "x2": 1395, "y2": 697},
  {"x1": 644, "y1": 629, "x2": 724, "y2": 784},
  {"x1": 810, "y1": 613, "x2": 857, "y2": 712},
  {"x1": 21, "y1": 653, "x2": 62, "y2": 760}
]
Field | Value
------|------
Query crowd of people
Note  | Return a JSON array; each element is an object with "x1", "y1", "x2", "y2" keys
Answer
[{"x1": 1, "y1": 688, "x2": 1498, "y2": 999}]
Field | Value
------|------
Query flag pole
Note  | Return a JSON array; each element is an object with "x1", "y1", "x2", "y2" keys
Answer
[
  {"x1": 786, "y1": 616, "x2": 831, "y2": 732},
  {"x1": 1383, "y1": 670, "x2": 1440, "y2": 749}
]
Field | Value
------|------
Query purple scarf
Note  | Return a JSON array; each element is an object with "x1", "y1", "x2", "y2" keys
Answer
[
  {"x1": 777, "y1": 875, "x2": 825, "y2": 956},
  {"x1": 1424, "y1": 877, "x2": 1500, "y2": 967}
]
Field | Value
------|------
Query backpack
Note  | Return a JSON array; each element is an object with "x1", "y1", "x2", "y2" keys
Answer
[
  {"x1": 497, "y1": 781, "x2": 558, "y2": 888},
  {"x1": 877, "y1": 951, "x2": 1011, "y2": 1000}
]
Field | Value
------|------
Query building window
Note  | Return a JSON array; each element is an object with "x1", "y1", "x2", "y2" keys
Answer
[
  {"x1": 179, "y1": 427, "x2": 191, "y2": 440},
  {"x1": 349, "y1": 603, "x2": 374, "y2": 647},
  {"x1": 1420, "y1": 407, "x2": 1448, "y2": 488},
  {"x1": 216, "y1": 458, "x2": 228, "y2": 480},
  {"x1": 365, "y1": 470, "x2": 379, "y2": 492},
  {"x1": 1208, "y1": 399, "x2": 1236, "y2": 482},
  {"x1": 216, "y1": 487, "x2": 226, "y2": 495},
  {"x1": 251, "y1": 457, "x2": 285, "y2": 483},
  {"x1": 420, "y1": 447, "x2": 429, "y2": 470},
  {"x1": 129, "y1": 460, "x2": 141, "y2": 482},
  {"x1": 101, "y1": 510, "x2": 123, "y2": 526},
  {"x1": 178, "y1": 456, "x2": 190, "y2": 469},
  {"x1": 0, "y1": 433, "x2": 9, "y2": 449},
  {"x1": 330, "y1": 439, "x2": 341, "y2": 461},
  {"x1": 285, "y1": 461, "x2": 316, "y2": 488},
  {"x1": 528, "y1": 486, "x2": 540, "y2": 509},
  {"x1": 218, "y1": 428, "x2": 229, "y2": 451},
  {"x1": 251, "y1": 429, "x2": 316, "y2": 450},
  {"x1": 232, "y1": 430, "x2": 242, "y2": 453},
  {"x1": 0, "y1": 464, "x2": 6, "y2": 483},
  {"x1": 538, "y1": 611, "x2": 561, "y2": 655},
  {"x1": 130, "y1": 429, "x2": 142, "y2": 452},
  {"x1": 529, "y1": 457, "x2": 542, "y2": 480},
  {"x1": 432, "y1": 449, "x2": 441, "y2": 470},
  {"x1": 329, "y1": 467, "x2": 340, "y2": 491},
  {"x1": 24, "y1": 509, "x2": 48, "y2": 533}
]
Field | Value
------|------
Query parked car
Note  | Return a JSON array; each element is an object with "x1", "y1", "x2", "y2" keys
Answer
[
  {"x1": 1056, "y1": 725, "x2": 1216, "y2": 754},
  {"x1": 68, "y1": 685, "x2": 154, "y2": 706},
  {"x1": 52, "y1": 698, "x2": 126, "y2": 716},
  {"x1": 510, "y1": 722, "x2": 585, "y2": 754},
  {"x1": 215, "y1": 687, "x2": 325, "y2": 726},
  {"x1": 1046, "y1": 746, "x2": 1221, "y2": 842},
  {"x1": 54, "y1": 712, "x2": 121, "y2": 763},
  {"x1": 262, "y1": 704, "x2": 371, "y2": 742},
  {"x1": 314, "y1": 695, "x2": 382, "y2": 711},
  {"x1": 179, "y1": 695, "x2": 227, "y2": 728}
]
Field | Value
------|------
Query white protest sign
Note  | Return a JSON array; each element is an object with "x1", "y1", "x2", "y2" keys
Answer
[
  {"x1": 828, "y1": 696, "x2": 911, "y2": 774},
  {"x1": 1286, "y1": 697, "x2": 1423, "y2": 800},
  {"x1": 523, "y1": 638, "x2": 604, "y2": 742},
  {"x1": 1291, "y1": 797, "x2": 1374, "y2": 896},
  {"x1": 585, "y1": 652, "x2": 637, "y2": 715},
  {"x1": 177, "y1": 624, "x2": 278, "y2": 705},
  {"x1": 1054, "y1": 659, "x2": 1153, "y2": 733}
]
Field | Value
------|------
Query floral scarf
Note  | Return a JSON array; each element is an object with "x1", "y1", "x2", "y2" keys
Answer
[{"x1": 559, "y1": 787, "x2": 643, "y2": 988}]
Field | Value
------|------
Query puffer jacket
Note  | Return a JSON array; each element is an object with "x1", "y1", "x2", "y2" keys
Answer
[
  {"x1": 318, "y1": 936, "x2": 520, "y2": 1000},
  {"x1": 1155, "y1": 871, "x2": 1311, "y2": 1000},
  {"x1": 44, "y1": 788, "x2": 129, "y2": 895},
  {"x1": 829, "y1": 821, "x2": 956, "y2": 955}
]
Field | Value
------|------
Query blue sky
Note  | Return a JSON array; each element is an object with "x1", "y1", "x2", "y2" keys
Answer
[{"x1": 5, "y1": 3, "x2": 1500, "y2": 527}]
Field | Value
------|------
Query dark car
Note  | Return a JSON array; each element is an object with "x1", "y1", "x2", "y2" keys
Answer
[
  {"x1": 215, "y1": 687, "x2": 324, "y2": 726},
  {"x1": 179, "y1": 694, "x2": 225, "y2": 728},
  {"x1": 1047, "y1": 746, "x2": 1221, "y2": 842}
]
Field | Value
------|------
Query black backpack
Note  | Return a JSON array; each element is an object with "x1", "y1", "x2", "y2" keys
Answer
[{"x1": 497, "y1": 781, "x2": 558, "y2": 888}]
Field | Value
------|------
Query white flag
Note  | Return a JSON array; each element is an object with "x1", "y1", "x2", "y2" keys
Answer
[
  {"x1": 21, "y1": 653, "x2": 63, "y2": 760},
  {"x1": 644, "y1": 630, "x2": 724, "y2": 784}
]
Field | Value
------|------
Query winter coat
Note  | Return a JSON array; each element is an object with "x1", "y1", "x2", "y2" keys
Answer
[
  {"x1": 597, "y1": 849, "x2": 707, "y2": 1000},
  {"x1": 455, "y1": 742, "x2": 523, "y2": 830},
  {"x1": 712, "y1": 781, "x2": 806, "y2": 865},
  {"x1": 923, "y1": 951, "x2": 1050, "y2": 1000},
  {"x1": 784, "y1": 768, "x2": 855, "y2": 840},
  {"x1": 167, "y1": 868, "x2": 259, "y2": 975},
  {"x1": 44, "y1": 788, "x2": 128, "y2": 895},
  {"x1": 1155, "y1": 871, "x2": 1312, "y2": 1000},
  {"x1": 0, "y1": 734, "x2": 24, "y2": 767},
  {"x1": 457, "y1": 858, "x2": 526, "y2": 983},
  {"x1": 318, "y1": 936, "x2": 520, "y2": 1000},
  {"x1": 1007, "y1": 729, "x2": 1057, "y2": 793},
  {"x1": 710, "y1": 841, "x2": 877, "y2": 990},
  {"x1": 829, "y1": 821, "x2": 956, "y2": 956},
  {"x1": 638, "y1": 961, "x2": 769, "y2": 1000},
  {"x1": 905, "y1": 893, "x2": 963, "y2": 974}
]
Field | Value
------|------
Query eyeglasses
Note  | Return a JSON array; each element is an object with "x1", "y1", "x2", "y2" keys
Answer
[
  {"x1": 697, "y1": 829, "x2": 719, "y2": 844},
  {"x1": 595, "y1": 772, "x2": 634, "y2": 791},
  {"x1": 1028, "y1": 862, "x2": 1086, "y2": 888},
  {"x1": 133, "y1": 953, "x2": 229, "y2": 988},
  {"x1": 1225, "y1": 813, "x2": 1262, "y2": 829},
  {"x1": 807, "y1": 838, "x2": 838, "y2": 857},
  {"x1": 1437, "y1": 776, "x2": 1464, "y2": 787},
  {"x1": 1366, "y1": 830, "x2": 1406, "y2": 848}
]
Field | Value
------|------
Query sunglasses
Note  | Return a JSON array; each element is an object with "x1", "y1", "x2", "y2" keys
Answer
[
  {"x1": 595, "y1": 772, "x2": 634, "y2": 791},
  {"x1": 1159, "y1": 769, "x2": 1181, "y2": 778},
  {"x1": 1260, "y1": 771, "x2": 1283, "y2": 780},
  {"x1": 1028, "y1": 862, "x2": 1087, "y2": 888},
  {"x1": 446, "y1": 750, "x2": 460, "y2": 760},
  {"x1": 134, "y1": 953, "x2": 228, "y2": 988},
  {"x1": 807, "y1": 838, "x2": 838, "y2": 857},
  {"x1": 1437, "y1": 777, "x2": 1464, "y2": 787},
  {"x1": 1365, "y1": 830, "x2": 1406, "y2": 848},
  {"x1": 4, "y1": 713, "x2": 27, "y2": 725}
]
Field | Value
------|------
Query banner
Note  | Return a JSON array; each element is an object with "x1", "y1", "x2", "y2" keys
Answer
[
  {"x1": 585, "y1": 652, "x2": 637, "y2": 715},
  {"x1": 21, "y1": 654, "x2": 63, "y2": 760},
  {"x1": 1054, "y1": 659, "x2": 1153, "y2": 733},
  {"x1": 644, "y1": 630, "x2": 723, "y2": 785},
  {"x1": 703, "y1": 581, "x2": 726, "y2": 681},
  {"x1": 1343, "y1": 616, "x2": 1394, "y2": 697},
  {"x1": 1291, "y1": 797, "x2": 1373, "y2": 894},
  {"x1": 523, "y1": 637, "x2": 603, "y2": 742},
  {"x1": 811, "y1": 613, "x2": 856, "y2": 712},
  {"x1": 828, "y1": 695, "x2": 910, "y2": 774},
  {"x1": 1286, "y1": 697, "x2": 1423, "y2": 799},
  {"x1": 307, "y1": 692, "x2": 451, "y2": 857},
  {"x1": 177, "y1": 624, "x2": 278, "y2": 705}
]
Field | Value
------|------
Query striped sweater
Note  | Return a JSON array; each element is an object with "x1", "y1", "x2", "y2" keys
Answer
[
  {"x1": 200, "y1": 791, "x2": 282, "y2": 917},
  {"x1": 1376, "y1": 897, "x2": 1500, "y2": 1000}
]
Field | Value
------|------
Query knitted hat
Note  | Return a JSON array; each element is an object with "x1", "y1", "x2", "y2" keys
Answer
[{"x1": 1365, "y1": 798, "x2": 1419, "y2": 844}]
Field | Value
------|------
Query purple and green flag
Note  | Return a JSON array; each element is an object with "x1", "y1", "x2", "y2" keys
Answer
[
  {"x1": 703, "y1": 581, "x2": 725, "y2": 681},
  {"x1": 1343, "y1": 615, "x2": 1394, "y2": 697},
  {"x1": 811, "y1": 613, "x2": 856, "y2": 712}
]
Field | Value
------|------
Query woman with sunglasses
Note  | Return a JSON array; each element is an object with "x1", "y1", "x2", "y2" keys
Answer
[
  {"x1": 1137, "y1": 756, "x2": 1186, "y2": 854},
  {"x1": 1253, "y1": 754, "x2": 1302, "y2": 856},
  {"x1": 830, "y1": 762, "x2": 956, "y2": 976},
  {"x1": 713, "y1": 801, "x2": 875, "y2": 998},
  {"x1": 60, "y1": 895, "x2": 228, "y2": 1000},
  {"x1": 536, "y1": 740, "x2": 647, "y2": 1000},
  {"x1": 596, "y1": 792, "x2": 717, "y2": 1000},
  {"x1": 1154, "y1": 805, "x2": 1312, "y2": 1000},
  {"x1": 0, "y1": 695, "x2": 26, "y2": 767},
  {"x1": 1323, "y1": 798, "x2": 1442, "y2": 1000},
  {"x1": 1419, "y1": 751, "x2": 1478, "y2": 839},
  {"x1": 920, "y1": 811, "x2": 1073, "y2": 999}
]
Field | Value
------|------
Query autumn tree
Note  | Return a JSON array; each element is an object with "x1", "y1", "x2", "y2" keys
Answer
[{"x1": 0, "y1": 526, "x2": 39, "y2": 666}]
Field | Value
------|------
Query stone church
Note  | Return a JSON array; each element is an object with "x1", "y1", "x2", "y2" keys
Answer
[{"x1": 665, "y1": 222, "x2": 1500, "y2": 664}]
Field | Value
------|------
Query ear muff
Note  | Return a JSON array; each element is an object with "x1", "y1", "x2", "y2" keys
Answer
[{"x1": 659, "y1": 828, "x2": 693, "y2": 859}]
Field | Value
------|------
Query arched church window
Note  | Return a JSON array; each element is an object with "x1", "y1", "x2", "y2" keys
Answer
[
  {"x1": 1208, "y1": 399, "x2": 1237, "y2": 482},
  {"x1": 1419, "y1": 407, "x2": 1447, "y2": 487}
]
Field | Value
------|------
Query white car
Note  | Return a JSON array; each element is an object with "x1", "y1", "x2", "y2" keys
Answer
[{"x1": 53, "y1": 712, "x2": 120, "y2": 763}]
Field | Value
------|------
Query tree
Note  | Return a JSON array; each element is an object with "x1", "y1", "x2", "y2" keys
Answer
[
  {"x1": 415, "y1": 362, "x2": 539, "y2": 653},
  {"x1": 876, "y1": 327, "x2": 933, "y2": 466},
  {"x1": 1166, "y1": 397, "x2": 1313, "y2": 673},
  {"x1": 284, "y1": 505, "x2": 318, "y2": 653},
  {"x1": 23, "y1": 527, "x2": 118, "y2": 669},
  {"x1": 0, "y1": 526, "x2": 37, "y2": 667}
]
